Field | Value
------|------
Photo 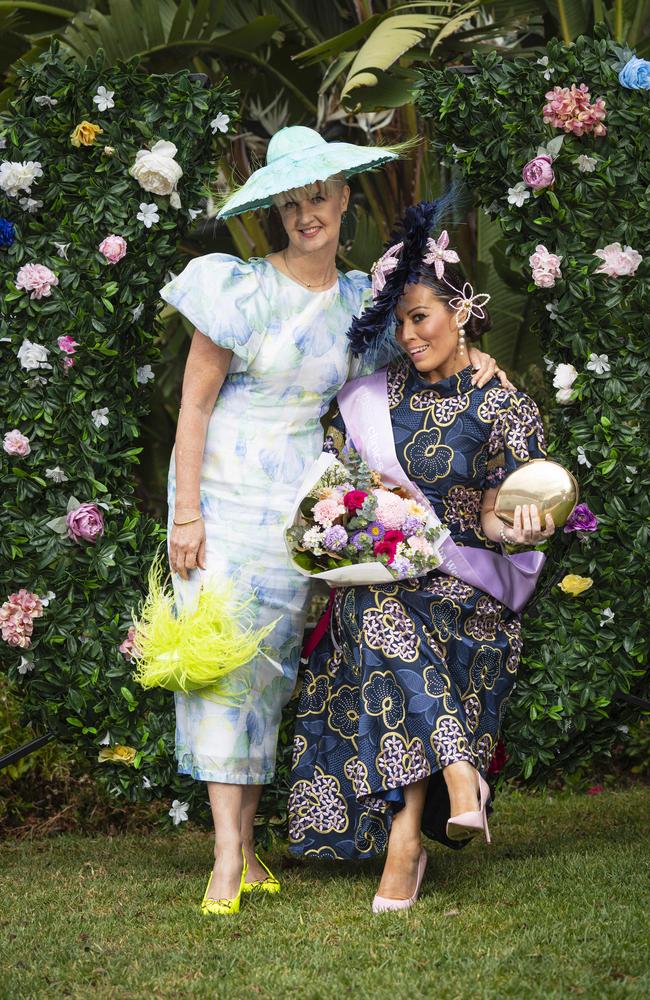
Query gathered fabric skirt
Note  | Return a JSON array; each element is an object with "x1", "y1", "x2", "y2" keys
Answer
[{"x1": 288, "y1": 573, "x2": 522, "y2": 860}]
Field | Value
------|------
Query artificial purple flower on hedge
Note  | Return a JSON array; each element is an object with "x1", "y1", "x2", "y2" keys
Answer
[
  {"x1": 563, "y1": 502, "x2": 598, "y2": 534},
  {"x1": 522, "y1": 154, "x2": 555, "y2": 190},
  {"x1": 66, "y1": 502, "x2": 105, "y2": 543},
  {"x1": 0, "y1": 217, "x2": 16, "y2": 248},
  {"x1": 618, "y1": 56, "x2": 650, "y2": 90}
]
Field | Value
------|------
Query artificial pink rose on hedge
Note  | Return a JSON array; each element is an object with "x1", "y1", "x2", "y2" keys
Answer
[
  {"x1": 522, "y1": 155, "x2": 555, "y2": 189},
  {"x1": 0, "y1": 589, "x2": 43, "y2": 648},
  {"x1": 15, "y1": 262, "x2": 59, "y2": 299},
  {"x1": 98, "y1": 234, "x2": 127, "y2": 264},
  {"x1": 593, "y1": 242, "x2": 642, "y2": 278},
  {"x1": 66, "y1": 502, "x2": 105, "y2": 543},
  {"x1": 3, "y1": 429, "x2": 31, "y2": 457},
  {"x1": 57, "y1": 335, "x2": 79, "y2": 355},
  {"x1": 119, "y1": 625, "x2": 141, "y2": 662}
]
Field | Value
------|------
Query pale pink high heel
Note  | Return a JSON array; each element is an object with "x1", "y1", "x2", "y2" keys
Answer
[
  {"x1": 446, "y1": 773, "x2": 492, "y2": 844},
  {"x1": 372, "y1": 848, "x2": 428, "y2": 914}
]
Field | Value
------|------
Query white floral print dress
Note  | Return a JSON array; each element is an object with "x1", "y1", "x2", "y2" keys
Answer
[{"x1": 159, "y1": 253, "x2": 370, "y2": 784}]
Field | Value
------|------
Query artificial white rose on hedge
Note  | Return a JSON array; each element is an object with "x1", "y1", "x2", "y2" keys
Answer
[{"x1": 129, "y1": 139, "x2": 183, "y2": 199}]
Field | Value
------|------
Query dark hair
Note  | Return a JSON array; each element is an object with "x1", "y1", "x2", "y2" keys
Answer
[{"x1": 414, "y1": 262, "x2": 492, "y2": 342}]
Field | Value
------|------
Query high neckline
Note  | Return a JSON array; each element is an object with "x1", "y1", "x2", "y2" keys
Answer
[{"x1": 408, "y1": 362, "x2": 475, "y2": 398}]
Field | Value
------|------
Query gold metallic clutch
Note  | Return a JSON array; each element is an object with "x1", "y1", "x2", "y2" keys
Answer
[{"x1": 494, "y1": 459, "x2": 579, "y2": 529}]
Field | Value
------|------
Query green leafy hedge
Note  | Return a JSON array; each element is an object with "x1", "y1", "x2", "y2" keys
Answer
[
  {"x1": 417, "y1": 26, "x2": 649, "y2": 780},
  {"x1": 0, "y1": 45, "x2": 238, "y2": 820}
]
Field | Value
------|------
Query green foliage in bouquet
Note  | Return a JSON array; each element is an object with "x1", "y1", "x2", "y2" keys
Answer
[
  {"x1": 0, "y1": 45, "x2": 237, "y2": 823},
  {"x1": 416, "y1": 26, "x2": 649, "y2": 781}
]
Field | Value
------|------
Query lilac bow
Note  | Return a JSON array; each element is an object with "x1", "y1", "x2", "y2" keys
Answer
[
  {"x1": 422, "y1": 230, "x2": 460, "y2": 279},
  {"x1": 447, "y1": 282, "x2": 491, "y2": 328},
  {"x1": 371, "y1": 241, "x2": 403, "y2": 298}
]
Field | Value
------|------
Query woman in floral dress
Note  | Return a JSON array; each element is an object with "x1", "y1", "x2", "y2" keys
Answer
[
  {"x1": 288, "y1": 205, "x2": 555, "y2": 911},
  {"x1": 159, "y1": 131, "x2": 505, "y2": 914}
]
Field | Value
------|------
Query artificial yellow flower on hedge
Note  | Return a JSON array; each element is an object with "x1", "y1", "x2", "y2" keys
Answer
[
  {"x1": 70, "y1": 121, "x2": 104, "y2": 147},
  {"x1": 97, "y1": 744, "x2": 137, "y2": 766},
  {"x1": 558, "y1": 574, "x2": 594, "y2": 597}
]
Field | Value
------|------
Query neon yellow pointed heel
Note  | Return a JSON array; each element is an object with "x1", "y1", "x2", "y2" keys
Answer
[
  {"x1": 241, "y1": 853, "x2": 281, "y2": 895},
  {"x1": 200, "y1": 850, "x2": 248, "y2": 916}
]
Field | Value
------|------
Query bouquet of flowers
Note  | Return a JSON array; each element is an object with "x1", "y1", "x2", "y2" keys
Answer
[{"x1": 285, "y1": 448, "x2": 446, "y2": 586}]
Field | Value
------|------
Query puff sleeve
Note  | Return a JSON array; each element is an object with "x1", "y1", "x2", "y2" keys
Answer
[
  {"x1": 486, "y1": 391, "x2": 547, "y2": 488},
  {"x1": 159, "y1": 253, "x2": 267, "y2": 373}
]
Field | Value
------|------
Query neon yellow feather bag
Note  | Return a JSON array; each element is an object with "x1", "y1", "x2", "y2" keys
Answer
[{"x1": 131, "y1": 556, "x2": 281, "y2": 693}]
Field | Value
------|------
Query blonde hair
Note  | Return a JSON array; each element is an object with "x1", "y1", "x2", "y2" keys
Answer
[{"x1": 273, "y1": 173, "x2": 346, "y2": 209}]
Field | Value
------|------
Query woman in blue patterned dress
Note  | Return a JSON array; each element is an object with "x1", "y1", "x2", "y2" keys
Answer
[
  {"x1": 158, "y1": 131, "x2": 505, "y2": 914},
  {"x1": 288, "y1": 206, "x2": 555, "y2": 912}
]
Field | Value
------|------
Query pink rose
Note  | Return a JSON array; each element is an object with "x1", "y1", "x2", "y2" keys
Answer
[
  {"x1": 593, "y1": 243, "x2": 642, "y2": 278},
  {"x1": 522, "y1": 155, "x2": 555, "y2": 190},
  {"x1": 15, "y1": 263, "x2": 59, "y2": 299},
  {"x1": 3, "y1": 429, "x2": 31, "y2": 457},
  {"x1": 66, "y1": 502, "x2": 105, "y2": 544},
  {"x1": 533, "y1": 270, "x2": 558, "y2": 288},
  {"x1": 98, "y1": 234, "x2": 127, "y2": 264},
  {"x1": 57, "y1": 335, "x2": 79, "y2": 355},
  {"x1": 0, "y1": 589, "x2": 43, "y2": 649}
]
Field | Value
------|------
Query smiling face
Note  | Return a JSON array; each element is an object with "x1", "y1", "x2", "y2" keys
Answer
[
  {"x1": 395, "y1": 282, "x2": 464, "y2": 382},
  {"x1": 275, "y1": 178, "x2": 350, "y2": 256}
]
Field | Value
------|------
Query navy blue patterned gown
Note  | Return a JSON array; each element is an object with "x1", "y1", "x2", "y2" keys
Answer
[{"x1": 288, "y1": 360, "x2": 546, "y2": 861}]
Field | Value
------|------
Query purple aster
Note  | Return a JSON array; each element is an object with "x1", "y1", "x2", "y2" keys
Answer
[
  {"x1": 324, "y1": 525, "x2": 348, "y2": 551},
  {"x1": 402, "y1": 515, "x2": 424, "y2": 538},
  {"x1": 351, "y1": 530, "x2": 373, "y2": 551},
  {"x1": 366, "y1": 521, "x2": 385, "y2": 540}
]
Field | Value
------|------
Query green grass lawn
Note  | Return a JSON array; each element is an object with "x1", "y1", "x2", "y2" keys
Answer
[{"x1": 1, "y1": 787, "x2": 648, "y2": 1000}]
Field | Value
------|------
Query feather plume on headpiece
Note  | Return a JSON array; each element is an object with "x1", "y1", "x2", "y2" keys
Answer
[{"x1": 348, "y1": 193, "x2": 466, "y2": 364}]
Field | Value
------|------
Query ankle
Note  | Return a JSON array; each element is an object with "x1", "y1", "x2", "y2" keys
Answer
[
  {"x1": 213, "y1": 838, "x2": 242, "y2": 861},
  {"x1": 387, "y1": 831, "x2": 422, "y2": 859}
]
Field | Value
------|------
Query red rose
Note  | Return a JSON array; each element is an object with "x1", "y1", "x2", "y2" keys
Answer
[
  {"x1": 343, "y1": 490, "x2": 368, "y2": 513},
  {"x1": 487, "y1": 738, "x2": 509, "y2": 776},
  {"x1": 383, "y1": 530, "x2": 405, "y2": 545},
  {"x1": 587, "y1": 784, "x2": 604, "y2": 796},
  {"x1": 374, "y1": 539, "x2": 397, "y2": 564}
]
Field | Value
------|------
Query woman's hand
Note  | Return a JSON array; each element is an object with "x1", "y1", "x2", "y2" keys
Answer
[
  {"x1": 467, "y1": 347, "x2": 516, "y2": 391},
  {"x1": 169, "y1": 517, "x2": 206, "y2": 580},
  {"x1": 503, "y1": 504, "x2": 555, "y2": 547}
]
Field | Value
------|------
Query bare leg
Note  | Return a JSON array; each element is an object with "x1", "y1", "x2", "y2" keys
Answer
[
  {"x1": 377, "y1": 777, "x2": 429, "y2": 900},
  {"x1": 443, "y1": 760, "x2": 480, "y2": 817},
  {"x1": 240, "y1": 784, "x2": 269, "y2": 882},
  {"x1": 206, "y1": 782, "x2": 244, "y2": 900}
]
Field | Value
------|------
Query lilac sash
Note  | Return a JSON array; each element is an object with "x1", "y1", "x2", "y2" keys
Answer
[{"x1": 337, "y1": 369, "x2": 545, "y2": 613}]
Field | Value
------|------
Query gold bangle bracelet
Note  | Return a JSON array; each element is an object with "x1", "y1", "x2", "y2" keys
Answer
[{"x1": 173, "y1": 514, "x2": 202, "y2": 526}]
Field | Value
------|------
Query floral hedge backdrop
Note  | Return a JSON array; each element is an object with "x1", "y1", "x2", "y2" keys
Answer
[
  {"x1": 0, "y1": 45, "x2": 238, "y2": 825},
  {"x1": 417, "y1": 26, "x2": 649, "y2": 780}
]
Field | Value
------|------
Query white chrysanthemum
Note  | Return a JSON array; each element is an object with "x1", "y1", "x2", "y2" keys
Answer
[
  {"x1": 302, "y1": 526, "x2": 326, "y2": 554},
  {"x1": 0, "y1": 160, "x2": 43, "y2": 197}
]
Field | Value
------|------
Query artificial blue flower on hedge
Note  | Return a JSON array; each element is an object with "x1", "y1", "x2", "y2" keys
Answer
[
  {"x1": 0, "y1": 217, "x2": 15, "y2": 248},
  {"x1": 618, "y1": 56, "x2": 650, "y2": 90}
]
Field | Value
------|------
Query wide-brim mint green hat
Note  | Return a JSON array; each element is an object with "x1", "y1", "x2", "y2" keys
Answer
[{"x1": 217, "y1": 125, "x2": 401, "y2": 219}]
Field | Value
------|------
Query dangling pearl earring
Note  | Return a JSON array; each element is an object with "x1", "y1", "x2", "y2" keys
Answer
[{"x1": 457, "y1": 324, "x2": 466, "y2": 356}]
